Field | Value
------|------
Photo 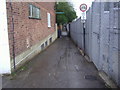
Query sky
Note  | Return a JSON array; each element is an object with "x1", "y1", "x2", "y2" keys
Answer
[{"x1": 69, "y1": 0, "x2": 95, "y2": 18}]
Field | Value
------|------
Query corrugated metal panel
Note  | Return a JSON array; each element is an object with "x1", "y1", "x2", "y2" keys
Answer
[
  {"x1": 118, "y1": 1, "x2": 120, "y2": 86},
  {"x1": 70, "y1": 18, "x2": 84, "y2": 50},
  {"x1": 70, "y1": 2, "x2": 120, "y2": 86}
]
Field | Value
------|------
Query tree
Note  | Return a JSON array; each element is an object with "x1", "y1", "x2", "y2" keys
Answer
[{"x1": 56, "y1": 2, "x2": 77, "y2": 25}]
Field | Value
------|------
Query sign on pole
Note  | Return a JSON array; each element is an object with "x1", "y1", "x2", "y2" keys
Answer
[
  {"x1": 56, "y1": 12, "x2": 65, "y2": 14},
  {"x1": 80, "y1": 4, "x2": 87, "y2": 12},
  {"x1": 80, "y1": 4, "x2": 87, "y2": 23}
]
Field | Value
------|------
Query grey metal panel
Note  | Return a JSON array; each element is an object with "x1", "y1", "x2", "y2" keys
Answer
[
  {"x1": 70, "y1": 18, "x2": 84, "y2": 50},
  {"x1": 69, "y1": 1, "x2": 120, "y2": 86},
  {"x1": 118, "y1": 1, "x2": 120, "y2": 86},
  {"x1": 109, "y1": 2, "x2": 119, "y2": 85},
  {"x1": 86, "y1": 7, "x2": 93, "y2": 61},
  {"x1": 99, "y1": 2, "x2": 110, "y2": 74},
  {"x1": 85, "y1": 7, "x2": 92, "y2": 59},
  {"x1": 91, "y1": 2, "x2": 101, "y2": 69}
]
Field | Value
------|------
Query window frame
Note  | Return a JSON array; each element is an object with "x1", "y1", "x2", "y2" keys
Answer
[
  {"x1": 29, "y1": 4, "x2": 41, "y2": 19},
  {"x1": 47, "y1": 13, "x2": 51, "y2": 27}
]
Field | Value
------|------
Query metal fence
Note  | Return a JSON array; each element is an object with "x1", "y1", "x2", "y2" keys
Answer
[
  {"x1": 70, "y1": 1, "x2": 120, "y2": 86},
  {"x1": 70, "y1": 18, "x2": 84, "y2": 50}
]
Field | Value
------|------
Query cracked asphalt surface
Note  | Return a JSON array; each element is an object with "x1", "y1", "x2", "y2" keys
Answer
[{"x1": 2, "y1": 37, "x2": 106, "y2": 88}]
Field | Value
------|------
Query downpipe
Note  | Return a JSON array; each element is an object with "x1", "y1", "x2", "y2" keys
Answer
[{"x1": 10, "y1": 2, "x2": 16, "y2": 70}]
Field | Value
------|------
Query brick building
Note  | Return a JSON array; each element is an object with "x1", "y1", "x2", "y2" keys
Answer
[{"x1": 0, "y1": 1, "x2": 57, "y2": 74}]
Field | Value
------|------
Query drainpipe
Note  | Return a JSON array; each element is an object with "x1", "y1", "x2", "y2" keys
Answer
[{"x1": 9, "y1": 2, "x2": 16, "y2": 70}]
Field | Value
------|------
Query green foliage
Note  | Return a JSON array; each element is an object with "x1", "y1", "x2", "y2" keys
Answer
[{"x1": 56, "y1": 2, "x2": 77, "y2": 25}]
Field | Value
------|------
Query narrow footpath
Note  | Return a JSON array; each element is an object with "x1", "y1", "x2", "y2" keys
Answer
[{"x1": 2, "y1": 37, "x2": 106, "y2": 88}]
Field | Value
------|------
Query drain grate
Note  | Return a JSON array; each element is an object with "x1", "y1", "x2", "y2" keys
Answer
[{"x1": 84, "y1": 75, "x2": 97, "y2": 81}]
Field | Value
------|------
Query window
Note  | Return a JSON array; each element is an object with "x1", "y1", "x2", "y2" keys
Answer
[
  {"x1": 49, "y1": 37, "x2": 52, "y2": 44},
  {"x1": 41, "y1": 44, "x2": 44, "y2": 50},
  {"x1": 47, "y1": 13, "x2": 51, "y2": 27},
  {"x1": 29, "y1": 4, "x2": 40, "y2": 19},
  {"x1": 45, "y1": 41, "x2": 48, "y2": 46}
]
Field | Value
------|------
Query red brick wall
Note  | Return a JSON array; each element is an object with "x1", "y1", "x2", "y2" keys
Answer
[{"x1": 6, "y1": 2, "x2": 56, "y2": 58}]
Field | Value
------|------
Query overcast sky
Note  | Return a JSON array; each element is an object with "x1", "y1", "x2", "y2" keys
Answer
[{"x1": 69, "y1": 0, "x2": 94, "y2": 18}]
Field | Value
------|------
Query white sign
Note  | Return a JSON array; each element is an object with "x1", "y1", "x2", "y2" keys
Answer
[{"x1": 81, "y1": 19, "x2": 85, "y2": 23}]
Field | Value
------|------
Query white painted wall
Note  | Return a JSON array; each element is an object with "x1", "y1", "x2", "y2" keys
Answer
[{"x1": 0, "y1": 0, "x2": 11, "y2": 74}]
